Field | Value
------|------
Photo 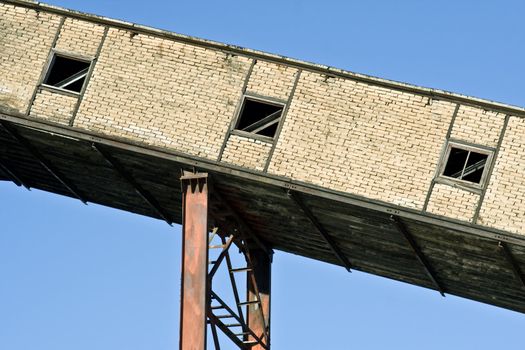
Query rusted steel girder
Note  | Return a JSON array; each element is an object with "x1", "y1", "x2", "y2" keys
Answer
[
  {"x1": 246, "y1": 248, "x2": 271, "y2": 350},
  {"x1": 180, "y1": 172, "x2": 209, "y2": 350}
]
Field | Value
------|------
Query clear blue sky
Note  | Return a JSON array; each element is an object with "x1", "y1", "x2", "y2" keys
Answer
[{"x1": 1, "y1": 1, "x2": 524, "y2": 349}]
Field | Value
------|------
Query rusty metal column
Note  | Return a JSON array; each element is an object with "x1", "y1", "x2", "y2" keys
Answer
[
  {"x1": 247, "y1": 249, "x2": 272, "y2": 349},
  {"x1": 180, "y1": 172, "x2": 208, "y2": 350}
]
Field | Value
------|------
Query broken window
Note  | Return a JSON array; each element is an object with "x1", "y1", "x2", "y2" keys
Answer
[
  {"x1": 441, "y1": 143, "x2": 491, "y2": 185},
  {"x1": 235, "y1": 97, "x2": 284, "y2": 138},
  {"x1": 43, "y1": 55, "x2": 91, "y2": 93}
]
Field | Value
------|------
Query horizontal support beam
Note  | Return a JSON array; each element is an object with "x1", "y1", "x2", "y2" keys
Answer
[
  {"x1": 498, "y1": 241, "x2": 525, "y2": 292},
  {"x1": 0, "y1": 120, "x2": 87, "y2": 203},
  {"x1": 1, "y1": 112, "x2": 524, "y2": 248},
  {"x1": 390, "y1": 215, "x2": 445, "y2": 297},
  {"x1": 288, "y1": 190, "x2": 352, "y2": 272},
  {"x1": 0, "y1": 158, "x2": 30, "y2": 190},
  {"x1": 93, "y1": 143, "x2": 172, "y2": 225}
]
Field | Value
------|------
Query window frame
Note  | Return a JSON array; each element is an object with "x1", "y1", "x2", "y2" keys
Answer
[
  {"x1": 231, "y1": 94, "x2": 286, "y2": 142},
  {"x1": 436, "y1": 140, "x2": 495, "y2": 191},
  {"x1": 41, "y1": 51, "x2": 93, "y2": 95}
]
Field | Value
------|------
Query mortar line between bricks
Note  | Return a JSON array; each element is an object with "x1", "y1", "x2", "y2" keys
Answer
[
  {"x1": 69, "y1": 26, "x2": 109, "y2": 127},
  {"x1": 264, "y1": 69, "x2": 302, "y2": 172},
  {"x1": 217, "y1": 58, "x2": 256, "y2": 162},
  {"x1": 472, "y1": 114, "x2": 510, "y2": 224},
  {"x1": 25, "y1": 16, "x2": 65, "y2": 116},
  {"x1": 422, "y1": 103, "x2": 460, "y2": 212}
]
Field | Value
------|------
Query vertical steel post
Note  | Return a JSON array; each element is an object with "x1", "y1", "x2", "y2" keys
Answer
[
  {"x1": 180, "y1": 172, "x2": 209, "y2": 350},
  {"x1": 246, "y1": 249, "x2": 272, "y2": 350}
]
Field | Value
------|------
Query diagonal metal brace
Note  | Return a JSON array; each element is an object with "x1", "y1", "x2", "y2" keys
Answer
[
  {"x1": 390, "y1": 215, "x2": 445, "y2": 297},
  {"x1": 0, "y1": 158, "x2": 30, "y2": 190},
  {"x1": 498, "y1": 241, "x2": 525, "y2": 292},
  {"x1": 0, "y1": 121, "x2": 87, "y2": 203},
  {"x1": 288, "y1": 190, "x2": 352, "y2": 272},
  {"x1": 211, "y1": 186, "x2": 271, "y2": 255},
  {"x1": 93, "y1": 143, "x2": 172, "y2": 225}
]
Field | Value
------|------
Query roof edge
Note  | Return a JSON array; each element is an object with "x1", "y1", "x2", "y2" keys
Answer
[{"x1": 4, "y1": 0, "x2": 525, "y2": 118}]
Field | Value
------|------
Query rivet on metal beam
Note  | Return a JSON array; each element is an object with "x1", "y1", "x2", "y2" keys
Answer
[{"x1": 390, "y1": 215, "x2": 445, "y2": 297}]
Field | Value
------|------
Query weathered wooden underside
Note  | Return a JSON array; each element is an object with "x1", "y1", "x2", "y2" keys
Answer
[{"x1": 1, "y1": 111, "x2": 525, "y2": 314}]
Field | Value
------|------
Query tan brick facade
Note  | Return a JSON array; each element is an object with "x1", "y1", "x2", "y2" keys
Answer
[
  {"x1": 450, "y1": 105, "x2": 505, "y2": 147},
  {"x1": 221, "y1": 134, "x2": 272, "y2": 171},
  {"x1": 29, "y1": 89, "x2": 77, "y2": 125},
  {"x1": 478, "y1": 116, "x2": 525, "y2": 234},
  {"x1": 0, "y1": 4, "x2": 60, "y2": 112},
  {"x1": 426, "y1": 184, "x2": 479, "y2": 222},
  {"x1": 246, "y1": 61, "x2": 298, "y2": 101},
  {"x1": 268, "y1": 71, "x2": 456, "y2": 210},
  {"x1": 74, "y1": 28, "x2": 251, "y2": 159},
  {"x1": 54, "y1": 18, "x2": 105, "y2": 57},
  {"x1": 1, "y1": 1, "x2": 524, "y2": 236}
]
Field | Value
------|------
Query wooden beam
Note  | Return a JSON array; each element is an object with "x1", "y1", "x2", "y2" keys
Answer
[
  {"x1": 390, "y1": 215, "x2": 445, "y2": 296},
  {"x1": 288, "y1": 190, "x2": 352, "y2": 272},
  {"x1": 92, "y1": 143, "x2": 172, "y2": 225}
]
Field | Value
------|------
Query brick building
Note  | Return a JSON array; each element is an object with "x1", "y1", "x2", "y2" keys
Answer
[{"x1": 1, "y1": 1, "x2": 525, "y2": 345}]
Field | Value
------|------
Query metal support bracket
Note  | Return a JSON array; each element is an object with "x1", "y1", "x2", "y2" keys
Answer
[
  {"x1": 93, "y1": 143, "x2": 172, "y2": 225},
  {"x1": 0, "y1": 158, "x2": 30, "y2": 190},
  {"x1": 0, "y1": 121, "x2": 87, "y2": 203},
  {"x1": 287, "y1": 190, "x2": 352, "y2": 272},
  {"x1": 498, "y1": 241, "x2": 525, "y2": 292},
  {"x1": 390, "y1": 215, "x2": 445, "y2": 296}
]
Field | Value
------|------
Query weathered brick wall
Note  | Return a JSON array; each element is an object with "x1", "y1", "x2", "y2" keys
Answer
[
  {"x1": 478, "y1": 116, "x2": 525, "y2": 234},
  {"x1": 1, "y1": 1, "x2": 524, "y2": 235},
  {"x1": 24, "y1": 13, "x2": 105, "y2": 127},
  {"x1": 55, "y1": 18, "x2": 105, "y2": 57},
  {"x1": 268, "y1": 71, "x2": 456, "y2": 210},
  {"x1": 29, "y1": 89, "x2": 77, "y2": 124},
  {"x1": 0, "y1": 3, "x2": 60, "y2": 112},
  {"x1": 245, "y1": 61, "x2": 298, "y2": 101},
  {"x1": 221, "y1": 135, "x2": 271, "y2": 171},
  {"x1": 426, "y1": 184, "x2": 479, "y2": 222},
  {"x1": 74, "y1": 28, "x2": 251, "y2": 159},
  {"x1": 450, "y1": 105, "x2": 505, "y2": 147},
  {"x1": 219, "y1": 61, "x2": 299, "y2": 168}
]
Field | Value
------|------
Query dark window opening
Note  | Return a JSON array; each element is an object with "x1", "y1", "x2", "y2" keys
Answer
[
  {"x1": 236, "y1": 98, "x2": 284, "y2": 138},
  {"x1": 44, "y1": 55, "x2": 91, "y2": 93},
  {"x1": 443, "y1": 146, "x2": 489, "y2": 184}
]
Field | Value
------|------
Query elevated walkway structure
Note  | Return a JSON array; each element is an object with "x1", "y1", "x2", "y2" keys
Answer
[{"x1": 1, "y1": 1, "x2": 525, "y2": 348}]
